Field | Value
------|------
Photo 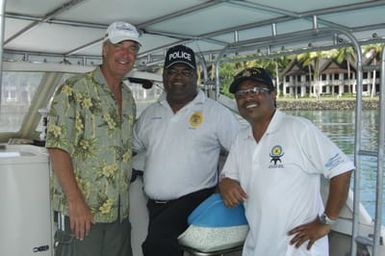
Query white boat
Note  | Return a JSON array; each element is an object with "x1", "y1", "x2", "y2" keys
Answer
[{"x1": 0, "y1": 1, "x2": 384, "y2": 255}]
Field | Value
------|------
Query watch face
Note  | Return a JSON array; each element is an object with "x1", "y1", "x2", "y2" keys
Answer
[
  {"x1": 319, "y1": 213, "x2": 335, "y2": 225},
  {"x1": 319, "y1": 213, "x2": 327, "y2": 224}
]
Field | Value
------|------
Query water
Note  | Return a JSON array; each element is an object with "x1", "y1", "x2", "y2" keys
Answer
[{"x1": 285, "y1": 110, "x2": 385, "y2": 224}]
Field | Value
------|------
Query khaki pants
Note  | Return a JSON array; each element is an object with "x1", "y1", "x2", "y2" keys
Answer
[{"x1": 54, "y1": 216, "x2": 132, "y2": 256}]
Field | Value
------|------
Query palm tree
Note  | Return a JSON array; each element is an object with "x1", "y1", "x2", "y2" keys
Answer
[
  {"x1": 333, "y1": 47, "x2": 356, "y2": 95},
  {"x1": 262, "y1": 56, "x2": 290, "y2": 98},
  {"x1": 297, "y1": 51, "x2": 324, "y2": 99},
  {"x1": 218, "y1": 55, "x2": 290, "y2": 98},
  {"x1": 362, "y1": 44, "x2": 384, "y2": 97},
  {"x1": 219, "y1": 62, "x2": 238, "y2": 97}
]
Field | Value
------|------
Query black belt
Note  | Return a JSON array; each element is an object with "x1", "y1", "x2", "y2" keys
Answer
[
  {"x1": 148, "y1": 187, "x2": 216, "y2": 205},
  {"x1": 151, "y1": 199, "x2": 169, "y2": 204},
  {"x1": 148, "y1": 198, "x2": 175, "y2": 205}
]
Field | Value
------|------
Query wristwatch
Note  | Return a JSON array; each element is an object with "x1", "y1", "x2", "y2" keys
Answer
[{"x1": 319, "y1": 212, "x2": 336, "y2": 225}]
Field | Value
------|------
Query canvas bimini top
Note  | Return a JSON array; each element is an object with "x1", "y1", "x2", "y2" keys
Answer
[{"x1": 3, "y1": 0, "x2": 385, "y2": 71}]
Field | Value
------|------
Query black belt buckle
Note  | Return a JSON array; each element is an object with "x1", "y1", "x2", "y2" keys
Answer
[{"x1": 154, "y1": 200, "x2": 168, "y2": 204}]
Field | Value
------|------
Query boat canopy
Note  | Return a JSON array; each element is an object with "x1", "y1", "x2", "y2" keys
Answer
[
  {"x1": 1, "y1": 2, "x2": 385, "y2": 256},
  {"x1": 4, "y1": 0, "x2": 385, "y2": 70}
]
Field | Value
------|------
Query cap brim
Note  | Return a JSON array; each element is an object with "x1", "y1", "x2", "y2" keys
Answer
[
  {"x1": 107, "y1": 36, "x2": 141, "y2": 46},
  {"x1": 165, "y1": 60, "x2": 196, "y2": 69},
  {"x1": 229, "y1": 77, "x2": 273, "y2": 93}
]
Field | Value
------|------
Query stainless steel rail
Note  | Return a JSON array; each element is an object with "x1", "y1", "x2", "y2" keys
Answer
[
  {"x1": 353, "y1": 42, "x2": 384, "y2": 256},
  {"x1": 372, "y1": 46, "x2": 385, "y2": 256},
  {"x1": 0, "y1": 0, "x2": 5, "y2": 107},
  {"x1": 212, "y1": 15, "x2": 384, "y2": 256}
]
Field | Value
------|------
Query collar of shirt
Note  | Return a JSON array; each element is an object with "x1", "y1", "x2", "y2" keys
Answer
[
  {"x1": 93, "y1": 66, "x2": 132, "y2": 100},
  {"x1": 158, "y1": 89, "x2": 206, "y2": 109},
  {"x1": 94, "y1": 66, "x2": 126, "y2": 88},
  {"x1": 242, "y1": 109, "x2": 284, "y2": 141},
  {"x1": 94, "y1": 66, "x2": 106, "y2": 85}
]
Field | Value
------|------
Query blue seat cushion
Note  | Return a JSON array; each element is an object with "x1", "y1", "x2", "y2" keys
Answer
[{"x1": 188, "y1": 193, "x2": 248, "y2": 227}]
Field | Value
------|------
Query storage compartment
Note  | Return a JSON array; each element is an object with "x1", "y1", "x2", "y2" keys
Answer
[{"x1": 0, "y1": 144, "x2": 52, "y2": 256}]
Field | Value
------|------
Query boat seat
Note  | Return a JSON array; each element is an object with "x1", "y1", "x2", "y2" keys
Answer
[
  {"x1": 180, "y1": 244, "x2": 243, "y2": 256},
  {"x1": 178, "y1": 193, "x2": 246, "y2": 256}
]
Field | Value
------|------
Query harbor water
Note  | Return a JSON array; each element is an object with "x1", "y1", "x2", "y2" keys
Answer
[{"x1": 285, "y1": 110, "x2": 385, "y2": 224}]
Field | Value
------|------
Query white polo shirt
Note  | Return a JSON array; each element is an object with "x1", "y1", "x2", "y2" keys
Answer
[
  {"x1": 222, "y1": 110, "x2": 354, "y2": 256},
  {"x1": 134, "y1": 90, "x2": 241, "y2": 200}
]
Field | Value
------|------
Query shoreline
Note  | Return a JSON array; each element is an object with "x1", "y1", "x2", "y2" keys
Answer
[{"x1": 276, "y1": 97, "x2": 379, "y2": 111}]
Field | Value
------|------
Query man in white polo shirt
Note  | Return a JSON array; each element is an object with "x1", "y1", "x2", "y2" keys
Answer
[
  {"x1": 219, "y1": 67, "x2": 354, "y2": 256},
  {"x1": 133, "y1": 44, "x2": 241, "y2": 256}
]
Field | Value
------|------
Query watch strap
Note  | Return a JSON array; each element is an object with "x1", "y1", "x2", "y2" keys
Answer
[{"x1": 319, "y1": 212, "x2": 336, "y2": 225}]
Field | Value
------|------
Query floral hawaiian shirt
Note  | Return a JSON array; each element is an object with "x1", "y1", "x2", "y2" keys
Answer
[{"x1": 46, "y1": 67, "x2": 135, "y2": 223}]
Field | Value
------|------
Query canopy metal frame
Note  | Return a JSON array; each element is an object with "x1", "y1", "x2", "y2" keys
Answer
[
  {"x1": 212, "y1": 15, "x2": 384, "y2": 256},
  {"x1": 0, "y1": 1, "x2": 384, "y2": 255},
  {"x1": 3, "y1": 1, "x2": 385, "y2": 68}
]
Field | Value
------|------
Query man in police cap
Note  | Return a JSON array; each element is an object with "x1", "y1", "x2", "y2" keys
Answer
[{"x1": 133, "y1": 44, "x2": 241, "y2": 256}]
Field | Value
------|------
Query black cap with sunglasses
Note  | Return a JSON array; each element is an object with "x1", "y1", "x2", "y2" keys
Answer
[{"x1": 229, "y1": 67, "x2": 275, "y2": 94}]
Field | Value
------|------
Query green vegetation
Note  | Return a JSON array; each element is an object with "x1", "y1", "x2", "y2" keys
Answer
[
  {"x1": 210, "y1": 43, "x2": 384, "y2": 99},
  {"x1": 215, "y1": 55, "x2": 290, "y2": 98}
]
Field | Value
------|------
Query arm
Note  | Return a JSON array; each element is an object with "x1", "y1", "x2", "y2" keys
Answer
[
  {"x1": 288, "y1": 170, "x2": 352, "y2": 250},
  {"x1": 218, "y1": 177, "x2": 248, "y2": 208},
  {"x1": 49, "y1": 148, "x2": 94, "y2": 240},
  {"x1": 218, "y1": 129, "x2": 247, "y2": 208},
  {"x1": 324, "y1": 171, "x2": 352, "y2": 219}
]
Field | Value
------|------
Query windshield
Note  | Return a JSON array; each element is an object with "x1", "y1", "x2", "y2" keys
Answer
[
  {"x1": 0, "y1": 72, "x2": 44, "y2": 132},
  {"x1": 0, "y1": 70, "x2": 163, "y2": 137}
]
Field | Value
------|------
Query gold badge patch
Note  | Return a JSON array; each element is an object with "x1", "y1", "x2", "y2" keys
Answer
[{"x1": 189, "y1": 112, "x2": 203, "y2": 128}]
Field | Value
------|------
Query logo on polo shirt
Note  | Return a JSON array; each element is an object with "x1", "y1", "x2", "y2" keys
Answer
[
  {"x1": 189, "y1": 112, "x2": 203, "y2": 128},
  {"x1": 325, "y1": 153, "x2": 344, "y2": 170},
  {"x1": 269, "y1": 145, "x2": 284, "y2": 168}
]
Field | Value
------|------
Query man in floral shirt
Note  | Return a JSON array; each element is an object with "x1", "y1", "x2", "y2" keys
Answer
[{"x1": 46, "y1": 21, "x2": 140, "y2": 256}]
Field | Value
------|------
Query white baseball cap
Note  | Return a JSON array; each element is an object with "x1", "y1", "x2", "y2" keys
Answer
[{"x1": 104, "y1": 21, "x2": 141, "y2": 45}]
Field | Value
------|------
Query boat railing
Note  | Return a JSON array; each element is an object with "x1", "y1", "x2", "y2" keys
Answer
[
  {"x1": 211, "y1": 15, "x2": 385, "y2": 256},
  {"x1": 353, "y1": 45, "x2": 384, "y2": 256},
  {"x1": 371, "y1": 45, "x2": 385, "y2": 256}
]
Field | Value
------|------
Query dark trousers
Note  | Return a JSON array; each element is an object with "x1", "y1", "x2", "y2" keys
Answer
[
  {"x1": 54, "y1": 216, "x2": 132, "y2": 256},
  {"x1": 142, "y1": 187, "x2": 215, "y2": 256}
]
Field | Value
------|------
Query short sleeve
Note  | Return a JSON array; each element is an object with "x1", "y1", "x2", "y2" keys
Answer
[
  {"x1": 300, "y1": 121, "x2": 354, "y2": 179},
  {"x1": 45, "y1": 83, "x2": 78, "y2": 154}
]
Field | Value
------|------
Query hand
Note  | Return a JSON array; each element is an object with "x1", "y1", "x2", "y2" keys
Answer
[
  {"x1": 67, "y1": 196, "x2": 94, "y2": 241},
  {"x1": 288, "y1": 217, "x2": 331, "y2": 250},
  {"x1": 218, "y1": 177, "x2": 248, "y2": 207}
]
